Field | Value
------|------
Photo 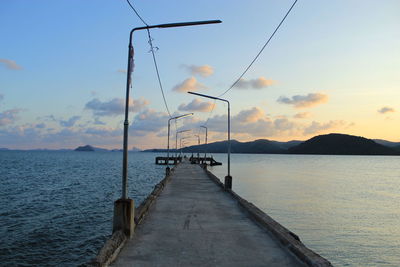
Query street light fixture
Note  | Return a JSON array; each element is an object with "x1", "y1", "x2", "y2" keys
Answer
[
  {"x1": 194, "y1": 134, "x2": 201, "y2": 161},
  {"x1": 188, "y1": 91, "x2": 232, "y2": 190},
  {"x1": 180, "y1": 136, "x2": 190, "y2": 157},
  {"x1": 176, "y1": 129, "x2": 191, "y2": 158},
  {"x1": 120, "y1": 19, "x2": 221, "y2": 200},
  {"x1": 200, "y1": 126, "x2": 208, "y2": 161},
  {"x1": 167, "y1": 113, "x2": 193, "y2": 171}
]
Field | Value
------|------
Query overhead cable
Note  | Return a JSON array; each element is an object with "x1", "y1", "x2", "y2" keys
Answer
[
  {"x1": 204, "y1": 0, "x2": 299, "y2": 127},
  {"x1": 125, "y1": 0, "x2": 172, "y2": 117},
  {"x1": 218, "y1": 0, "x2": 298, "y2": 98}
]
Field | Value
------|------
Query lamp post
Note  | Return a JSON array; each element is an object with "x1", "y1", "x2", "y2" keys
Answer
[
  {"x1": 120, "y1": 20, "x2": 221, "y2": 200},
  {"x1": 167, "y1": 113, "x2": 193, "y2": 172},
  {"x1": 180, "y1": 136, "x2": 190, "y2": 157},
  {"x1": 176, "y1": 129, "x2": 191, "y2": 159},
  {"x1": 188, "y1": 92, "x2": 232, "y2": 190},
  {"x1": 195, "y1": 134, "x2": 201, "y2": 161},
  {"x1": 115, "y1": 19, "x2": 221, "y2": 237},
  {"x1": 200, "y1": 125, "x2": 208, "y2": 161}
]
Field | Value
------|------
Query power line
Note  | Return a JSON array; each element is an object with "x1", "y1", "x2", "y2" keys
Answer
[
  {"x1": 218, "y1": 0, "x2": 298, "y2": 98},
  {"x1": 125, "y1": 0, "x2": 172, "y2": 117},
  {"x1": 204, "y1": 0, "x2": 299, "y2": 127},
  {"x1": 126, "y1": 0, "x2": 148, "y2": 26},
  {"x1": 146, "y1": 29, "x2": 172, "y2": 117}
]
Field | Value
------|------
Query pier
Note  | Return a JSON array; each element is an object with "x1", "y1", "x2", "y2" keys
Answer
[
  {"x1": 92, "y1": 160, "x2": 331, "y2": 266},
  {"x1": 155, "y1": 155, "x2": 222, "y2": 166}
]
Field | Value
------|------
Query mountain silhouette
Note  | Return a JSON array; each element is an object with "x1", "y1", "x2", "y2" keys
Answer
[{"x1": 289, "y1": 133, "x2": 399, "y2": 155}]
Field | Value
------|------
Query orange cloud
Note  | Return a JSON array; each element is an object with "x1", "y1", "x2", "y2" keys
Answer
[
  {"x1": 0, "y1": 58, "x2": 22, "y2": 70},
  {"x1": 185, "y1": 65, "x2": 214, "y2": 77},
  {"x1": 234, "y1": 77, "x2": 275, "y2": 89},
  {"x1": 172, "y1": 77, "x2": 208, "y2": 93},
  {"x1": 377, "y1": 106, "x2": 395, "y2": 114},
  {"x1": 278, "y1": 93, "x2": 328, "y2": 108},
  {"x1": 294, "y1": 112, "x2": 311, "y2": 119},
  {"x1": 178, "y1": 99, "x2": 215, "y2": 112}
]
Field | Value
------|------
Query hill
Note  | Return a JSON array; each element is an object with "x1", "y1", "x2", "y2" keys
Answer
[
  {"x1": 75, "y1": 145, "x2": 95, "y2": 151},
  {"x1": 143, "y1": 139, "x2": 301, "y2": 154},
  {"x1": 373, "y1": 139, "x2": 400, "y2": 148},
  {"x1": 289, "y1": 133, "x2": 398, "y2": 155}
]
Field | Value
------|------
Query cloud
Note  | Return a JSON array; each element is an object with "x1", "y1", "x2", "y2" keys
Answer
[
  {"x1": 0, "y1": 121, "x2": 127, "y2": 149},
  {"x1": 0, "y1": 58, "x2": 22, "y2": 70},
  {"x1": 59, "y1": 116, "x2": 81, "y2": 127},
  {"x1": 0, "y1": 94, "x2": 4, "y2": 108},
  {"x1": 377, "y1": 106, "x2": 395, "y2": 114},
  {"x1": 194, "y1": 106, "x2": 353, "y2": 141},
  {"x1": 0, "y1": 109, "x2": 21, "y2": 126},
  {"x1": 93, "y1": 117, "x2": 106, "y2": 125},
  {"x1": 235, "y1": 107, "x2": 264, "y2": 123},
  {"x1": 203, "y1": 107, "x2": 298, "y2": 138},
  {"x1": 131, "y1": 109, "x2": 169, "y2": 135},
  {"x1": 184, "y1": 65, "x2": 214, "y2": 77},
  {"x1": 234, "y1": 77, "x2": 275, "y2": 89},
  {"x1": 277, "y1": 93, "x2": 328, "y2": 108},
  {"x1": 36, "y1": 123, "x2": 46, "y2": 129},
  {"x1": 303, "y1": 120, "x2": 347, "y2": 135},
  {"x1": 293, "y1": 112, "x2": 311, "y2": 119},
  {"x1": 85, "y1": 127, "x2": 121, "y2": 137},
  {"x1": 85, "y1": 97, "x2": 149, "y2": 116},
  {"x1": 172, "y1": 77, "x2": 208, "y2": 93},
  {"x1": 178, "y1": 99, "x2": 215, "y2": 112}
]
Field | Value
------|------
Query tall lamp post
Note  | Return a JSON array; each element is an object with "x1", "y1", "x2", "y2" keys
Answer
[
  {"x1": 200, "y1": 125, "x2": 208, "y2": 161},
  {"x1": 188, "y1": 92, "x2": 232, "y2": 190},
  {"x1": 195, "y1": 134, "x2": 201, "y2": 161},
  {"x1": 167, "y1": 113, "x2": 193, "y2": 172},
  {"x1": 176, "y1": 129, "x2": 191, "y2": 158},
  {"x1": 121, "y1": 20, "x2": 220, "y2": 201},
  {"x1": 115, "y1": 20, "x2": 221, "y2": 237},
  {"x1": 180, "y1": 136, "x2": 190, "y2": 157}
]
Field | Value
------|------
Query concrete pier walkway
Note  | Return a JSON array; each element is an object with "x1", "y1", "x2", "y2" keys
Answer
[{"x1": 111, "y1": 161, "x2": 307, "y2": 266}]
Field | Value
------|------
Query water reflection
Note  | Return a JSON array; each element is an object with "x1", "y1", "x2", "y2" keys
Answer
[{"x1": 210, "y1": 154, "x2": 400, "y2": 267}]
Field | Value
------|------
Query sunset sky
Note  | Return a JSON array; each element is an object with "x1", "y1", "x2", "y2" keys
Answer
[{"x1": 1, "y1": 0, "x2": 399, "y2": 149}]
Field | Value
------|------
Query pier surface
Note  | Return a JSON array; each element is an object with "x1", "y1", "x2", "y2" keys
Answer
[{"x1": 112, "y1": 161, "x2": 304, "y2": 266}]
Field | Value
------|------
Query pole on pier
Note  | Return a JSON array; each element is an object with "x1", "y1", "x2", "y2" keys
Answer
[
  {"x1": 114, "y1": 20, "x2": 221, "y2": 238},
  {"x1": 195, "y1": 134, "x2": 200, "y2": 162},
  {"x1": 188, "y1": 92, "x2": 232, "y2": 190},
  {"x1": 176, "y1": 129, "x2": 191, "y2": 160},
  {"x1": 201, "y1": 125, "x2": 207, "y2": 164},
  {"x1": 167, "y1": 114, "x2": 193, "y2": 174}
]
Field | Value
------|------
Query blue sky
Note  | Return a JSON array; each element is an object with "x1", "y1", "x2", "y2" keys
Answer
[{"x1": 1, "y1": 0, "x2": 399, "y2": 149}]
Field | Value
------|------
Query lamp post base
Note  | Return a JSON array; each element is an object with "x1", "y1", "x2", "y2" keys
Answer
[
  {"x1": 224, "y1": 175, "x2": 232, "y2": 190},
  {"x1": 113, "y1": 198, "x2": 135, "y2": 238}
]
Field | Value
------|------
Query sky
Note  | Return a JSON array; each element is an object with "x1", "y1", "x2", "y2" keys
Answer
[{"x1": 0, "y1": 0, "x2": 399, "y2": 149}]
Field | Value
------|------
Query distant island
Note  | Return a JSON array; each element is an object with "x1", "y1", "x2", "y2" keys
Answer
[
  {"x1": 143, "y1": 133, "x2": 400, "y2": 156},
  {"x1": 74, "y1": 145, "x2": 141, "y2": 152},
  {"x1": 75, "y1": 145, "x2": 95, "y2": 151},
  {"x1": 289, "y1": 134, "x2": 399, "y2": 155}
]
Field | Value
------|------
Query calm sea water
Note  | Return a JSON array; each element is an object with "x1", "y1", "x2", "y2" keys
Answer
[
  {"x1": 209, "y1": 153, "x2": 400, "y2": 267},
  {"x1": 1, "y1": 152, "x2": 399, "y2": 266},
  {"x1": 0, "y1": 151, "x2": 165, "y2": 266}
]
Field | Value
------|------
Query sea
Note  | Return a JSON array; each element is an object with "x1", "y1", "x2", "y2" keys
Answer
[{"x1": 0, "y1": 151, "x2": 399, "y2": 266}]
